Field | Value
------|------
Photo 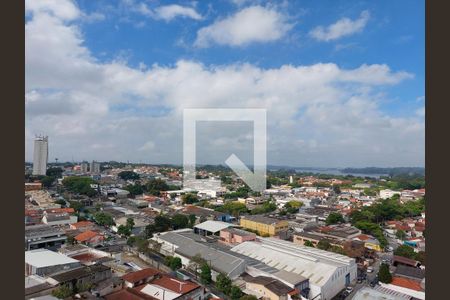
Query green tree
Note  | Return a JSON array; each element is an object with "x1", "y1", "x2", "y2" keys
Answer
[
  {"x1": 69, "y1": 201, "x2": 84, "y2": 212},
  {"x1": 62, "y1": 176, "x2": 96, "y2": 196},
  {"x1": 118, "y1": 171, "x2": 140, "y2": 180},
  {"x1": 182, "y1": 193, "x2": 199, "y2": 204},
  {"x1": 66, "y1": 235, "x2": 75, "y2": 245},
  {"x1": 188, "y1": 214, "x2": 197, "y2": 228},
  {"x1": 317, "y1": 240, "x2": 332, "y2": 251},
  {"x1": 125, "y1": 183, "x2": 144, "y2": 196},
  {"x1": 216, "y1": 273, "x2": 232, "y2": 294},
  {"x1": 126, "y1": 217, "x2": 135, "y2": 229},
  {"x1": 51, "y1": 284, "x2": 73, "y2": 298},
  {"x1": 118, "y1": 225, "x2": 131, "y2": 236},
  {"x1": 326, "y1": 212, "x2": 345, "y2": 225},
  {"x1": 229, "y1": 285, "x2": 243, "y2": 300},
  {"x1": 46, "y1": 167, "x2": 63, "y2": 178},
  {"x1": 215, "y1": 201, "x2": 248, "y2": 216},
  {"x1": 200, "y1": 263, "x2": 212, "y2": 284},
  {"x1": 146, "y1": 179, "x2": 170, "y2": 196},
  {"x1": 394, "y1": 245, "x2": 416, "y2": 259},
  {"x1": 240, "y1": 295, "x2": 258, "y2": 300},
  {"x1": 172, "y1": 214, "x2": 189, "y2": 230},
  {"x1": 395, "y1": 229, "x2": 406, "y2": 240},
  {"x1": 93, "y1": 212, "x2": 115, "y2": 226},
  {"x1": 304, "y1": 240, "x2": 315, "y2": 247},
  {"x1": 54, "y1": 199, "x2": 67, "y2": 207},
  {"x1": 284, "y1": 200, "x2": 303, "y2": 214},
  {"x1": 378, "y1": 263, "x2": 392, "y2": 283},
  {"x1": 165, "y1": 256, "x2": 182, "y2": 270},
  {"x1": 41, "y1": 176, "x2": 56, "y2": 188},
  {"x1": 153, "y1": 215, "x2": 172, "y2": 232}
]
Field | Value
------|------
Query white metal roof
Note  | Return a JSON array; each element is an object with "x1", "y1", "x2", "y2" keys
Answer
[
  {"x1": 193, "y1": 220, "x2": 235, "y2": 233},
  {"x1": 25, "y1": 249, "x2": 79, "y2": 268},
  {"x1": 140, "y1": 284, "x2": 181, "y2": 300},
  {"x1": 231, "y1": 238, "x2": 355, "y2": 287}
]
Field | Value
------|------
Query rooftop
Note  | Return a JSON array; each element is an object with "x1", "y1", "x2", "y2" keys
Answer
[
  {"x1": 25, "y1": 249, "x2": 79, "y2": 268},
  {"x1": 194, "y1": 220, "x2": 235, "y2": 233},
  {"x1": 75, "y1": 230, "x2": 102, "y2": 242},
  {"x1": 50, "y1": 264, "x2": 110, "y2": 283},
  {"x1": 241, "y1": 215, "x2": 283, "y2": 225},
  {"x1": 122, "y1": 268, "x2": 161, "y2": 284}
]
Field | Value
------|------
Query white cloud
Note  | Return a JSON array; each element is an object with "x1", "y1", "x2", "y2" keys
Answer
[
  {"x1": 155, "y1": 4, "x2": 202, "y2": 21},
  {"x1": 25, "y1": 0, "x2": 80, "y2": 21},
  {"x1": 310, "y1": 10, "x2": 370, "y2": 42},
  {"x1": 132, "y1": 2, "x2": 202, "y2": 21},
  {"x1": 195, "y1": 6, "x2": 293, "y2": 47},
  {"x1": 25, "y1": 2, "x2": 423, "y2": 167}
]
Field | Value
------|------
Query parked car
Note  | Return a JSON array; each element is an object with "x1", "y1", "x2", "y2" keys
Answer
[
  {"x1": 367, "y1": 266, "x2": 374, "y2": 273},
  {"x1": 386, "y1": 246, "x2": 394, "y2": 252},
  {"x1": 346, "y1": 287, "x2": 354, "y2": 293}
]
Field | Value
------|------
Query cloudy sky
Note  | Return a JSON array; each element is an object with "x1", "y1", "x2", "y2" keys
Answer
[{"x1": 25, "y1": 0, "x2": 424, "y2": 168}]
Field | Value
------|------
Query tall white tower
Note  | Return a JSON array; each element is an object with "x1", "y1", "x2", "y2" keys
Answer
[{"x1": 32, "y1": 136, "x2": 48, "y2": 175}]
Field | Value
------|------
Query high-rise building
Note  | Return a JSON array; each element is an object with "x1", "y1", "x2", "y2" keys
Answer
[
  {"x1": 90, "y1": 160, "x2": 100, "y2": 174},
  {"x1": 32, "y1": 136, "x2": 48, "y2": 176},
  {"x1": 80, "y1": 162, "x2": 89, "y2": 173}
]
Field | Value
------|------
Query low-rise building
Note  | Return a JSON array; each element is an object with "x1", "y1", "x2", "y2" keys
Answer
[
  {"x1": 25, "y1": 249, "x2": 81, "y2": 276},
  {"x1": 219, "y1": 227, "x2": 257, "y2": 245},
  {"x1": 240, "y1": 215, "x2": 289, "y2": 236},
  {"x1": 242, "y1": 274, "x2": 297, "y2": 300},
  {"x1": 25, "y1": 224, "x2": 67, "y2": 251}
]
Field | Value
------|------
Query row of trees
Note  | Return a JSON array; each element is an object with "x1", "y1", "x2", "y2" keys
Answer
[
  {"x1": 62, "y1": 176, "x2": 97, "y2": 197},
  {"x1": 125, "y1": 178, "x2": 180, "y2": 196},
  {"x1": 144, "y1": 214, "x2": 197, "y2": 238}
]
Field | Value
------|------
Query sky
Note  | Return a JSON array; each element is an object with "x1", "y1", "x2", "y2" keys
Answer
[{"x1": 25, "y1": 0, "x2": 425, "y2": 168}]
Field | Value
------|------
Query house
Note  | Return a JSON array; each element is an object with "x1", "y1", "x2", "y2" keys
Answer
[
  {"x1": 122, "y1": 268, "x2": 161, "y2": 288},
  {"x1": 74, "y1": 230, "x2": 105, "y2": 246},
  {"x1": 70, "y1": 221, "x2": 96, "y2": 231},
  {"x1": 240, "y1": 215, "x2": 289, "y2": 236},
  {"x1": 353, "y1": 234, "x2": 382, "y2": 252},
  {"x1": 42, "y1": 212, "x2": 77, "y2": 226},
  {"x1": 135, "y1": 274, "x2": 205, "y2": 300},
  {"x1": 242, "y1": 274, "x2": 297, "y2": 300},
  {"x1": 219, "y1": 227, "x2": 257, "y2": 245},
  {"x1": 379, "y1": 189, "x2": 401, "y2": 199},
  {"x1": 25, "y1": 249, "x2": 81, "y2": 276}
]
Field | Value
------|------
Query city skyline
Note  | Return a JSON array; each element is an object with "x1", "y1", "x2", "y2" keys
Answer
[{"x1": 25, "y1": 0, "x2": 424, "y2": 167}]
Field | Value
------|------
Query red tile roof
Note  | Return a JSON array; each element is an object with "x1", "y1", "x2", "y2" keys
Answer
[
  {"x1": 391, "y1": 276, "x2": 423, "y2": 291},
  {"x1": 74, "y1": 230, "x2": 102, "y2": 242},
  {"x1": 71, "y1": 221, "x2": 94, "y2": 229},
  {"x1": 149, "y1": 275, "x2": 200, "y2": 294},
  {"x1": 122, "y1": 268, "x2": 161, "y2": 284},
  {"x1": 105, "y1": 288, "x2": 156, "y2": 300},
  {"x1": 44, "y1": 208, "x2": 75, "y2": 214}
]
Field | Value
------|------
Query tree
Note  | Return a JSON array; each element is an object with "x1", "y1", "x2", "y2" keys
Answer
[
  {"x1": 188, "y1": 214, "x2": 197, "y2": 228},
  {"x1": 240, "y1": 296, "x2": 258, "y2": 300},
  {"x1": 66, "y1": 235, "x2": 75, "y2": 245},
  {"x1": 62, "y1": 176, "x2": 97, "y2": 196},
  {"x1": 200, "y1": 263, "x2": 212, "y2": 284},
  {"x1": 395, "y1": 229, "x2": 406, "y2": 240},
  {"x1": 165, "y1": 256, "x2": 182, "y2": 270},
  {"x1": 93, "y1": 212, "x2": 115, "y2": 226},
  {"x1": 326, "y1": 212, "x2": 345, "y2": 225},
  {"x1": 216, "y1": 273, "x2": 232, "y2": 294},
  {"x1": 378, "y1": 263, "x2": 392, "y2": 283},
  {"x1": 118, "y1": 225, "x2": 131, "y2": 236},
  {"x1": 182, "y1": 193, "x2": 199, "y2": 204},
  {"x1": 394, "y1": 245, "x2": 416, "y2": 260},
  {"x1": 317, "y1": 240, "x2": 332, "y2": 251},
  {"x1": 332, "y1": 185, "x2": 341, "y2": 194},
  {"x1": 126, "y1": 218, "x2": 135, "y2": 229},
  {"x1": 304, "y1": 240, "x2": 315, "y2": 247},
  {"x1": 54, "y1": 199, "x2": 67, "y2": 207},
  {"x1": 215, "y1": 201, "x2": 248, "y2": 216},
  {"x1": 146, "y1": 179, "x2": 170, "y2": 196},
  {"x1": 125, "y1": 183, "x2": 144, "y2": 196},
  {"x1": 229, "y1": 285, "x2": 243, "y2": 299},
  {"x1": 284, "y1": 200, "x2": 303, "y2": 214},
  {"x1": 118, "y1": 171, "x2": 140, "y2": 180},
  {"x1": 153, "y1": 215, "x2": 172, "y2": 232},
  {"x1": 41, "y1": 176, "x2": 56, "y2": 188},
  {"x1": 46, "y1": 167, "x2": 63, "y2": 178},
  {"x1": 69, "y1": 201, "x2": 84, "y2": 212},
  {"x1": 172, "y1": 214, "x2": 189, "y2": 230},
  {"x1": 51, "y1": 284, "x2": 73, "y2": 298}
]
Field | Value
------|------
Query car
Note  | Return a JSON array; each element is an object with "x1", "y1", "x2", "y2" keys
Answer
[
  {"x1": 357, "y1": 277, "x2": 363, "y2": 283},
  {"x1": 345, "y1": 287, "x2": 354, "y2": 293},
  {"x1": 367, "y1": 266, "x2": 374, "y2": 273},
  {"x1": 386, "y1": 246, "x2": 394, "y2": 252}
]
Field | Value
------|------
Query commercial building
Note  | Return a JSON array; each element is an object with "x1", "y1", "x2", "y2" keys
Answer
[
  {"x1": 25, "y1": 224, "x2": 67, "y2": 251},
  {"x1": 80, "y1": 162, "x2": 89, "y2": 173},
  {"x1": 49, "y1": 264, "x2": 112, "y2": 290},
  {"x1": 240, "y1": 215, "x2": 289, "y2": 236},
  {"x1": 231, "y1": 238, "x2": 357, "y2": 300},
  {"x1": 25, "y1": 249, "x2": 81, "y2": 276},
  {"x1": 32, "y1": 136, "x2": 48, "y2": 176},
  {"x1": 242, "y1": 274, "x2": 297, "y2": 300}
]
